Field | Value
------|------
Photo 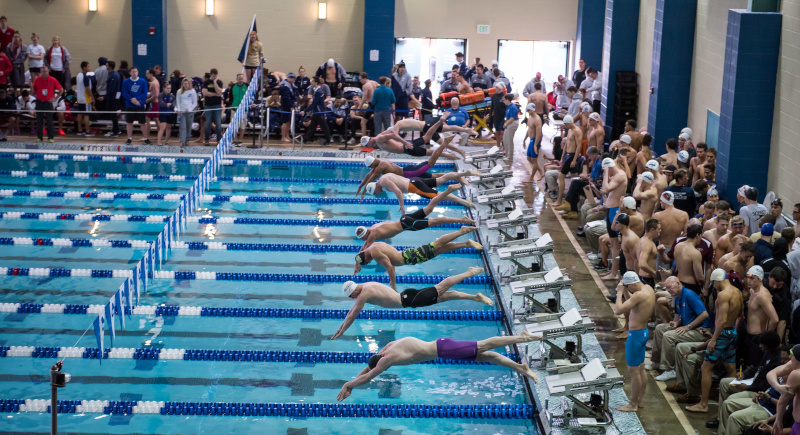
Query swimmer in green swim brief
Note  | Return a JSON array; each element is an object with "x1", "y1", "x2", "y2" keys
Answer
[{"x1": 353, "y1": 226, "x2": 482, "y2": 290}]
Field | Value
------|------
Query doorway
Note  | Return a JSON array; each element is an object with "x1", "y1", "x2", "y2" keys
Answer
[
  {"x1": 395, "y1": 37, "x2": 467, "y2": 95},
  {"x1": 497, "y1": 40, "x2": 570, "y2": 95}
]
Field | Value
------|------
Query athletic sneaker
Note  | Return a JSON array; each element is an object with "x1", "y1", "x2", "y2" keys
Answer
[
  {"x1": 104, "y1": 131, "x2": 116, "y2": 137},
  {"x1": 143, "y1": 139, "x2": 152, "y2": 145},
  {"x1": 125, "y1": 138, "x2": 133, "y2": 145},
  {"x1": 346, "y1": 137, "x2": 356, "y2": 145},
  {"x1": 645, "y1": 363, "x2": 660, "y2": 371},
  {"x1": 654, "y1": 370, "x2": 676, "y2": 381},
  {"x1": 48, "y1": 139, "x2": 55, "y2": 143},
  {"x1": 76, "y1": 132, "x2": 85, "y2": 136},
  {"x1": 593, "y1": 261, "x2": 608, "y2": 270},
  {"x1": 84, "y1": 133, "x2": 95, "y2": 137},
  {"x1": 58, "y1": 129, "x2": 65, "y2": 136},
  {"x1": 587, "y1": 253, "x2": 599, "y2": 261}
]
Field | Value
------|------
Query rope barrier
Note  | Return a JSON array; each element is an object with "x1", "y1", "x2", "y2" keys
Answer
[
  {"x1": 0, "y1": 170, "x2": 195, "y2": 182},
  {"x1": 0, "y1": 398, "x2": 534, "y2": 419},
  {"x1": 2, "y1": 303, "x2": 501, "y2": 321}
]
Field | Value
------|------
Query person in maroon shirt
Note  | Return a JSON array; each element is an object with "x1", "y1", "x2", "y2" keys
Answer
[
  {"x1": 31, "y1": 65, "x2": 62, "y2": 142},
  {"x1": 0, "y1": 51, "x2": 12, "y2": 87},
  {"x1": 0, "y1": 17, "x2": 14, "y2": 52}
]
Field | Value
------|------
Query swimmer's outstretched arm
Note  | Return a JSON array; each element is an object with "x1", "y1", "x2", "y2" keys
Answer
[
  {"x1": 337, "y1": 361, "x2": 390, "y2": 401},
  {"x1": 373, "y1": 254, "x2": 397, "y2": 290},
  {"x1": 381, "y1": 180, "x2": 406, "y2": 214},
  {"x1": 331, "y1": 298, "x2": 366, "y2": 340},
  {"x1": 356, "y1": 166, "x2": 380, "y2": 197}
]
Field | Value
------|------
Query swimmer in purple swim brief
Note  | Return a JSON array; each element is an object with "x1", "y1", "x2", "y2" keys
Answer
[{"x1": 336, "y1": 333, "x2": 542, "y2": 401}]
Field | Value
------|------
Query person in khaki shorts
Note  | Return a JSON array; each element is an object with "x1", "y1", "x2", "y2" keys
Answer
[
  {"x1": 647, "y1": 276, "x2": 711, "y2": 382},
  {"x1": 670, "y1": 340, "x2": 705, "y2": 403}
]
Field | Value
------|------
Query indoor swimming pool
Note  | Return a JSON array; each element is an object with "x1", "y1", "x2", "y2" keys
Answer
[{"x1": 0, "y1": 153, "x2": 537, "y2": 434}]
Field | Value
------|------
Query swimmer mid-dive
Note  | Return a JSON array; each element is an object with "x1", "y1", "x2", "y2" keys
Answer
[
  {"x1": 336, "y1": 332, "x2": 541, "y2": 401},
  {"x1": 330, "y1": 267, "x2": 492, "y2": 340},
  {"x1": 363, "y1": 174, "x2": 475, "y2": 212},
  {"x1": 356, "y1": 135, "x2": 478, "y2": 198},
  {"x1": 355, "y1": 184, "x2": 474, "y2": 251},
  {"x1": 360, "y1": 112, "x2": 462, "y2": 159},
  {"x1": 353, "y1": 226, "x2": 482, "y2": 290}
]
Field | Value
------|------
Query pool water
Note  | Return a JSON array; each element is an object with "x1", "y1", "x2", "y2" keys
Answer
[{"x1": 0, "y1": 156, "x2": 537, "y2": 434}]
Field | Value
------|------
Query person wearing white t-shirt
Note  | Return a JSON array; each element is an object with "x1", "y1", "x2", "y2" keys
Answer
[
  {"x1": 739, "y1": 186, "x2": 768, "y2": 237},
  {"x1": 16, "y1": 89, "x2": 35, "y2": 117},
  {"x1": 75, "y1": 61, "x2": 94, "y2": 137},
  {"x1": 45, "y1": 36, "x2": 71, "y2": 88},
  {"x1": 25, "y1": 33, "x2": 45, "y2": 82}
]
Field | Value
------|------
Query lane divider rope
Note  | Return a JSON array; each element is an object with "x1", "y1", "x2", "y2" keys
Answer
[
  {"x1": 0, "y1": 237, "x2": 479, "y2": 255},
  {"x1": 0, "y1": 213, "x2": 466, "y2": 229},
  {"x1": 0, "y1": 267, "x2": 491, "y2": 284},
  {"x1": 2, "y1": 302, "x2": 501, "y2": 321},
  {"x1": 0, "y1": 398, "x2": 532, "y2": 419}
]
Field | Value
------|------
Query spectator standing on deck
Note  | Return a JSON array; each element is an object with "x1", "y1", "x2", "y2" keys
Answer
[
  {"x1": 45, "y1": 36, "x2": 70, "y2": 89},
  {"x1": 122, "y1": 66, "x2": 151, "y2": 145},
  {"x1": 31, "y1": 65, "x2": 61, "y2": 143},
  {"x1": 26, "y1": 33, "x2": 46, "y2": 83}
]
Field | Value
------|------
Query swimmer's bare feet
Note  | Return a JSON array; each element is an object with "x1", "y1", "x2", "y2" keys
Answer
[
  {"x1": 466, "y1": 239, "x2": 483, "y2": 250},
  {"x1": 519, "y1": 364, "x2": 538, "y2": 383},
  {"x1": 684, "y1": 403, "x2": 708, "y2": 413},
  {"x1": 474, "y1": 292, "x2": 493, "y2": 306},
  {"x1": 462, "y1": 200, "x2": 475, "y2": 208},
  {"x1": 460, "y1": 217, "x2": 476, "y2": 225},
  {"x1": 467, "y1": 169, "x2": 481, "y2": 177},
  {"x1": 446, "y1": 183, "x2": 462, "y2": 192},
  {"x1": 519, "y1": 331, "x2": 540, "y2": 342},
  {"x1": 601, "y1": 272, "x2": 618, "y2": 280},
  {"x1": 460, "y1": 225, "x2": 478, "y2": 233},
  {"x1": 467, "y1": 266, "x2": 484, "y2": 275},
  {"x1": 616, "y1": 330, "x2": 629, "y2": 339},
  {"x1": 616, "y1": 403, "x2": 638, "y2": 412},
  {"x1": 458, "y1": 176, "x2": 470, "y2": 186}
]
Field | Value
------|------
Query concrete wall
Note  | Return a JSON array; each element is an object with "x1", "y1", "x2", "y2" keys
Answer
[
  {"x1": 2, "y1": 0, "x2": 133, "y2": 71},
  {"x1": 768, "y1": 0, "x2": 800, "y2": 203},
  {"x1": 167, "y1": 0, "x2": 364, "y2": 81},
  {"x1": 685, "y1": 0, "x2": 748, "y2": 144},
  {"x1": 635, "y1": 0, "x2": 657, "y2": 129},
  {"x1": 394, "y1": 0, "x2": 579, "y2": 68}
]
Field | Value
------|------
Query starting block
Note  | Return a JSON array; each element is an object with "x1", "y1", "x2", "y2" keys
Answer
[
  {"x1": 485, "y1": 208, "x2": 538, "y2": 242},
  {"x1": 510, "y1": 267, "x2": 572, "y2": 314},
  {"x1": 544, "y1": 358, "x2": 624, "y2": 427},
  {"x1": 495, "y1": 233, "x2": 552, "y2": 273},
  {"x1": 475, "y1": 184, "x2": 523, "y2": 214},
  {"x1": 464, "y1": 146, "x2": 504, "y2": 169},
  {"x1": 520, "y1": 308, "x2": 595, "y2": 366},
  {"x1": 467, "y1": 163, "x2": 513, "y2": 189}
]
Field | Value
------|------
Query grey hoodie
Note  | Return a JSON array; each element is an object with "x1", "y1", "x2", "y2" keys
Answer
[{"x1": 567, "y1": 92, "x2": 583, "y2": 118}]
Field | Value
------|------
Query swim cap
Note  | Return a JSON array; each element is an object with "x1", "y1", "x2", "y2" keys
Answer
[
  {"x1": 342, "y1": 281, "x2": 358, "y2": 297},
  {"x1": 622, "y1": 271, "x2": 640, "y2": 285},
  {"x1": 327, "y1": 58, "x2": 335, "y2": 67},
  {"x1": 639, "y1": 171, "x2": 655, "y2": 184},
  {"x1": 589, "y1": 112, "x2": 601, "y2": 121},
  {"x1": 761, "y1": 222, "x2": 774, "y2": 237},
  {"x1": 645, "y1": 159, "x2": 659, "y2": 171},
  {"x1": 563, "y1": 115, "x2": 574, "y2": 124},
  {"x1": 681, "y1": 127, "x2": 692, "y2": 137},
  {"x1": 709, "y1": 268, "x2": 726, "y2": 282},
  {"x1": 581, "y1": 102, "x2": 591, "y2": 112},
  {"x1": 355, "y1": 226, "x2": 368, "y2": 239},
  {"x1": 660, "y1": 191, "x2": 674, "y2": 205},
  {"x1": 747, "y1": 265, "x2": 764, "y2": 280},
  {"x1": 495, "y1": 81, "x2": 506, "y2": 91},
  {"x1": 361, "y1": 136, "x2": 371, "y2": 147},
  {"x1": 616, "y1": 212, "x2": 630, "y2": 226},
  {"x1": 738, "y1": 185, "x2": 750, "y2": 197},
  {"x1": 602, "y1": 157, "x2": 616, "y2": 169},
  {"x1": 364, "y1": 156, "x2": 375, "y2": 167},
  {"x1": 365, "y1": 182, "x2": 377, "y2": 195},
  {"x1": 678, "y1": 151, "x2": 690, "y2": 163},
  {"x1": 679, "y1": 132, "x2": 690, "y2": 141},
  {"x1": 526, "y1": 103, "x2": 536, "y2": 112},
  {"x1": 620, "y1": 134, "x2": 631, "y2": 144},
  {"x1": 355, "y1": 252, "x2": 367, "y2": 265},
  {"x1": 622, "y1": 196, "x2": 637, "y2": 210},
  {"x1": 707, "y1": 187, "x2": 718, "y2": 197}
]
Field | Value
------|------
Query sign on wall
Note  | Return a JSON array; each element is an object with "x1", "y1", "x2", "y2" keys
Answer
[{"x1": 477, "y1": 24, "x2": 490, "y2": 34}]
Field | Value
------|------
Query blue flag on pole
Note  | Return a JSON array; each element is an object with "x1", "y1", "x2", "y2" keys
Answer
[
  {"x1": 105, "y1": 298, "x2": 117, "y2": 347},
  {"x1": 93, "y1": 312, "x2": 105, "y2": 361},
  {"x1": 237, "y1": 15, "x2": 257, "y2": 64},
  {"x1": 115, "y1": 284, "x2": 128, "y2": 329}
]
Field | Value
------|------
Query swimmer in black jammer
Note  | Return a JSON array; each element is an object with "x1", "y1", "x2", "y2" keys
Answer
[
  {"x1": 355, "y1": 184, "x2": 474, "y2": 251},
  {"x1": 331, "y1": 267, "x2": 493, "y2": 340},
  {"x1": 353, "y1": 226, "x2": 482, "y2": 290},
  {"x1": 336, "y1": 332, "x2": 541, "y2": 401}
]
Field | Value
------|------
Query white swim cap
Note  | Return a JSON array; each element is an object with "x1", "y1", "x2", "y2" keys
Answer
[
  {"x1": 365, "y1": 182, "x2": 377, "y2": 195},
  {"x1": 364, "y1": 156, "x2": 375, "y2": 167},
  {"x1": 620, "y1": 134, "x2": 631, "y2": 144},
  {"x1": 707, "y1": 187, "x2": 718, "y2": 197},
  {"x1": 639, "y1": 171, "x2": 655, "y2": 184},
  {"x1": 660, "y1": 191, "x2": 674, "y2": 205},
  {"x1": 327, "y1": 59, "x2": 335, "y2": 67},
  {"x1": 622, "y1": 196, "x2": 637, "y2": 210},
  {"x1": 361, "y1": 136, "x2": 371, "y2": 147},
  {"x1": 342, "y1": 281, "x2": 357, "y2": 297},
  {"x1": 747, "y1": 265, "x2": 764, "y2": 280},
  {"x1": 678, "y1": 150, "x2": 690, "y2": 163},
  {"x1": 622, "y1": 271, "x2": 640, "y2": 285},
  {"x1": 495, "y1": 81, "x2": 506, "y2": 91},
  {"x1": 563, "y1": 115, "x2": 574, "y2": 124},
  {"x1": 589, "y1": 112, "x2": 601, "y2": 122},
  {"x1": 581, "y1": 102, "x2": 591, "y2": 112},
  {"x1": 645, "y1": 159, "x2": 659, "y2": 171},
  {"x1": 709, "y1": 268, "x2": 726, "y2": 282},
  {"x1": 681, "y1": 127, "x2": 692, "y2": 137},
  {"x1": 526, "y1": 103, "x2": 536, "y2": 112},
  {"x1": 679, "y1": 132, "x2": 690, "y2": 141},
  {"x1": 355, "y1": 226, "x2": 368, "y2": 239},
  {"x1": 601, "y1": 157, "x2": 616, "y2": 168}
]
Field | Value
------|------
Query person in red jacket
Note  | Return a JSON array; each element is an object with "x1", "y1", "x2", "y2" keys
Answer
[
  {"x1": 0, "y1": 16, "x2": 14, "y2": 52},
  {"x1": 0, "y1": 51, "x2": 12, "y2": 87}
]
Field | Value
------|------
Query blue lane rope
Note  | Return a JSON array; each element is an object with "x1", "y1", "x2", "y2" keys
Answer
[
  {"x1": 10, "y1": 302, "x2": 501, "y2": 321},
  {"x1": 0, "y1": 170, "x2": 195, "y2": 182},
  {"x1": 0, "y1": 398, "x2": 533, "y2": 419},
  {"x1": 0, "y1": 213, "x2": 467, "y2": 229},
  {"x1": 205, "y1": 195, "x2": 461, "y2": 206},
  {"x1": 0, "y1": 153, "x2": 455, "y2": 170}
]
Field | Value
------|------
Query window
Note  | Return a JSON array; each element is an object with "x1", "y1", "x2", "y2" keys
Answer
[
  {"x1": 394, "y1": 37, "x2": 467, "y2": 95},
  {"x1": 497, "y1": 40, "x2": 570, "y2": 95}
]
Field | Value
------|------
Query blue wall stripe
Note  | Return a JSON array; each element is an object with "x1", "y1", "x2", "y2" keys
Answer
[
  {"x1": 600, "y1": 0, "x2": 640, "y2": 131},
  {"x1": 131, "y1": 0, "x2": 168, "y2": 71},
  {"x1": 363, "y1": 0, "x2": 395, "y2": 80},
  {"x1": 575, "y1": 0, "x2": 605, "y2": 71}
]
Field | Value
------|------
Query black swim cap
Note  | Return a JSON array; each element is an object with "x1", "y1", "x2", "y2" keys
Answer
[
  {"x1": 616, "y1": 213, "x2": 630, "y2": 227},
  {"x1": 355, "y1": 252, "x2": 367, "y2": 265},
  {"x1": 368, "y1": 354, "x2": 383, "y2": 370}
]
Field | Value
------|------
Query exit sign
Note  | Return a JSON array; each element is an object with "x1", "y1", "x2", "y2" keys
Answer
[{"x1": 477, "y1": 24, "x2": 490, "y2": 34}]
